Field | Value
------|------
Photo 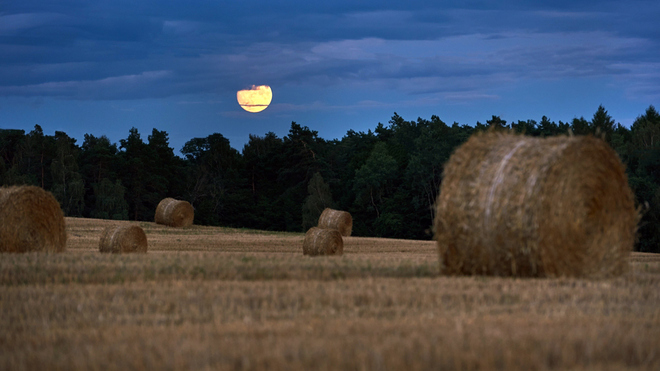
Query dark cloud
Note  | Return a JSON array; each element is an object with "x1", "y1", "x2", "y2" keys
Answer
[{"x1": 1, "y1": 0, "x2": 659, "y2": 103}]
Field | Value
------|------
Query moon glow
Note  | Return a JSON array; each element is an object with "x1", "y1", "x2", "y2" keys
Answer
[{"x1": 237, "y1": 85, "x2": 272, "y2": 113}]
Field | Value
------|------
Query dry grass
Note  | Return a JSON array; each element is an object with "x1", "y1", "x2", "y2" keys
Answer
[{"x1": 1, "y1": 217, "x2": 659, "y2": 370}]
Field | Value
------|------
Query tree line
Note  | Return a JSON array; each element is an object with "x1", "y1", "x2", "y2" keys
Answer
[{"x1": 2, "y1": 105, "x2": 659, "y2": 252}]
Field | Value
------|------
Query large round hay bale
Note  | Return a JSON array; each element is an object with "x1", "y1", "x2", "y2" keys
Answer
[
  {"x1": 434, "y1": 132, "x2": 637, "y2": 278},
  {"x1": 303, "y1": 227, "x2": 344, "y2": 256},
  {"x1": 99, "y1": 225, "x2": 148, "y2": 253},
  {"x1": 317, "y1": 208, "x2": 353, "y2": 236},
  {"x1": 0, "y1": 185, "x2": 67, "y2": 253},
  {"x1": 154, "y1": 198, "x2": 194, "y2": 227}
]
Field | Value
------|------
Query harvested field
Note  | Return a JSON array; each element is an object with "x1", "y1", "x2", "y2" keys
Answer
[{"x1": 1, "y1": 217, "x2": 659, "y2": 370}]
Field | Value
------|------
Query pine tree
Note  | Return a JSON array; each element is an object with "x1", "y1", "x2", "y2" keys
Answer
[
  {"x1": 51, "y1": 131, "x2": 84, "y2": 216},
  {"x1": 302, "y1": 172, "x2": 333, "y2": 230}
]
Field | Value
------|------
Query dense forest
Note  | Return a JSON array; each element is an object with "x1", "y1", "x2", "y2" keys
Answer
[{"x1": 2, "y1": 105, "x2": 660, "y2": 253}]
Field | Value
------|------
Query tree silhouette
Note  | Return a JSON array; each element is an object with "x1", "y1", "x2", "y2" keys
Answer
[
  {"x1": 302, "y1": 172, "x2": 334, "y2": 230},
  {"x1": 1, "y1": 105, "x2": 659, "y2": 252}
]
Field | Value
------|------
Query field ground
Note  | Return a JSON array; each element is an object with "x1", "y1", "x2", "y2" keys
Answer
[{"x1": 1, "y1": 217, "x2": 659, "y2": 370}]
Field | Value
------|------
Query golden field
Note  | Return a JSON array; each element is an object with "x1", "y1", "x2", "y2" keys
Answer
[{"x1": 1, "y1": 217, "x2": 659, "y2": 370}]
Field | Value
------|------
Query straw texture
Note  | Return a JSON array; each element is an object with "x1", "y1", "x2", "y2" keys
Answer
[
  {"x1": 303, "y1": 227, "x2": 344, "y2": 256},
  {"x1": 434, "y1": 132, "x2": 637, "y2": 278},
  {"x1": 317, "y1": 208, "x2": 353, "y2": 237},
  {"x1": 0, "y1": 185, "x2": 67, "y2": 253},
  {"x1": 154, "y1": 198, "x2": 194, "y2": 227},
  {"x1": 99, "y1": 225, "x2": 148, "y2": 253}
]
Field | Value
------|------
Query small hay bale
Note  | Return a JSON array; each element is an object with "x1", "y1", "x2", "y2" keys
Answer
[
  {"x1": 317, "y1": 208, "x2": 353, "y2": 236},
  {"x1": 303, "y1": 227, "x2": 344, "y2": 256},
  {"x1": 99, "y1": 225, "x2": 148, "y2": 253},
  {"x1": 154, "y1": 197, "x2": 194, "y2": 227},
  {"x1": 0, "y1": 185, "x2": 67, "y2": 253},
  {"x1": 434, "y1": 132, "x2": 637, "y2": 278}
]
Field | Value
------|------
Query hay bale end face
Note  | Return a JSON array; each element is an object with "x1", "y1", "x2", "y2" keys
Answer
[
  {"x1": 303, "y1": 227, "x2": 344, "y2": 256},
  {"x1": 0, "y1": 186, "x2": 67, "y2": 253},
  {"x1": 154, "y1": 198, "x2": 194, "y2": 227},
  {"x1": 317, "y1": 208, "x2": 353, "y2": 236},
  {"x1": 99, "y1": 225, "x2": 148, "y2": 253},
  {"x1": 434, "y1": 132, "x2": 637, "y2": 278}
]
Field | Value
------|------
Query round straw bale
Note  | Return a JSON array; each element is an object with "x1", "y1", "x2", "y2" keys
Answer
[
  {"x1": 0, "y1": 185, "x2": 67, "y2": 253},
  {"x1": 317, "y1": 208, "x2": 353, "y2": 236},
  {"x1": 303, "y1": 227, "x2": 344, "y2": 256},
  {"x1": 434, "y1": 132, "x2": 637, "y2": 278},
  {"x1": 154, "y1": 197, "x2": 194, "y2": 227},
  {"x1": 99, "y1": 225, "x2": 148, "y2": 253}
]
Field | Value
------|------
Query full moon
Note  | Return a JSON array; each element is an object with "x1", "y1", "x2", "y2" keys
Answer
[{"x1": 237, "y1": 85, "x2": 272, "y2": 113}]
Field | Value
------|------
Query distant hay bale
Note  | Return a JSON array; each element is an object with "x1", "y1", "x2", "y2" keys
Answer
[
  {"x1": 99, "y1": 225, "x2": 148, "y2": 254},
  {"x1": 0, "y1": 185, "x2": 67, "y2": 253},
  {"x1": 154, "y1": 198, "x2": 194, "y2": 227},
  {"x1": 303, "y1": 227, "x2": 344, "y2": 256},
  {"x1": 317, "y1": 208, "x2": 353, "y2": 236},
  {"x1": 434, "y1": 132, "x2": 637, "y2": 278}
]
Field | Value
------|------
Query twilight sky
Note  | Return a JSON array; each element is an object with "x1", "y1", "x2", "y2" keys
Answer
[{"x1": 1, "y1": 0, "x2": 659, "y2": 153}]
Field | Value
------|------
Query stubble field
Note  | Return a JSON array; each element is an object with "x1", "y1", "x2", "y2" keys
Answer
[{"x1": 1, "y1": 217, "x2": 659, "y2": 370}]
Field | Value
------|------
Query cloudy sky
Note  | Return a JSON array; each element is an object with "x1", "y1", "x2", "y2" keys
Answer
[{"x1": 1, "y1": 0, "x2": 659, "y2": 153}]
